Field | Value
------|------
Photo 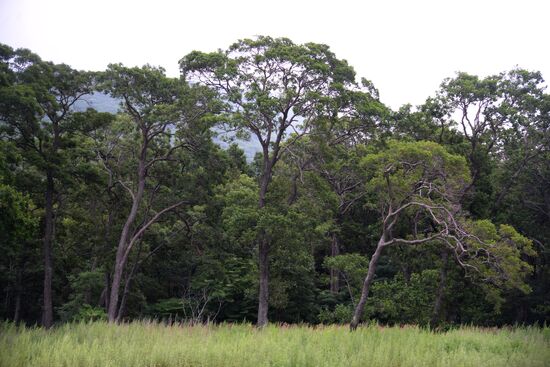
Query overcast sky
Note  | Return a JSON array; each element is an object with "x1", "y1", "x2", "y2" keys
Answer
[{"x1": 1, "y1": 0, "x2": 549, "y2": 109}]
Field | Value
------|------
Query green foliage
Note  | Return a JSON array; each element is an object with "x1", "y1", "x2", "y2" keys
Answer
[
  {"x1": 0, "y1": 40, "x2": 548, "y2": 329},
  {"x1": 58, "y1": 270, "x2": 105, "y2": 322},
  {"x1": 0, "y1": 183, "x2": 39, "y2": 320},
  {"x1": 365, "y1": 270, "x2": 439, "y2": 325},
  {"x1": 323, "y1": 254, "x2": 369, "y2": 296},
  {"x1": 362, "y1": 140, "x2": 470, "y2": 205},
  {"x1": 0, "y1": 183, "x2": 37, "y2": 248},
  {"x1": 318, "y1": 304, "x2": 355, "y2": 324},
  {"x1": 71, "y1": 305, "x2": 107, "y2": 322},
  {"x1": 463, "y1": 220, "x2": 536, "y2": 312},
  {"x1": 180, "y1": 36, "x2": 358, "y2": 158},
  {"x1": 218, "y1": 174, "x2": 259, "y2": 247},
  {"x1": 147, "y1": 298, "x2": 184, "y2": 318}
]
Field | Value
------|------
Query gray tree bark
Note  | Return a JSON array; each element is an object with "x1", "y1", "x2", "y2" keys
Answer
[
  {"x1": 350, "y1": 235, "x2": 385, "y2": 330},
  {"x1": 107, "y1": 157, "x2": 146, "y2": 322},
  {"x1": 256, "y1": 164, "x2": 271, "y2": 328}
]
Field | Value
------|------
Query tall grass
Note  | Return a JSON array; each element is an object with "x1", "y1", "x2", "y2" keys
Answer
[{"x1": 1, "y1": 321, "x2": 548, "y2": 367}]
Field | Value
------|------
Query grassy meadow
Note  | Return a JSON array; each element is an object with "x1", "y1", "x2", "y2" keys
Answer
[{"x1": 0, "y1": 321, "x2": 549, "y2": 367}]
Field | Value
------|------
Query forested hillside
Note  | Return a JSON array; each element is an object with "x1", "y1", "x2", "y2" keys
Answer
[{"x1": 1, "y1": 37, "x2": 548, "y2": 329}]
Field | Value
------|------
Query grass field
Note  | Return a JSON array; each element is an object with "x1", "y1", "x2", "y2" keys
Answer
[{"x1": 1, "y1": 321, "x2": 549, "y2": 367}]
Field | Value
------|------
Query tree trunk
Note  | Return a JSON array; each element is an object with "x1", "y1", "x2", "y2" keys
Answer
[
  {"x1": 14, "y1": 267, "x2": 23, "y2": 323},
  {"x1": 287, "y1": 173, "x2": 299, "y2": 205},
  {"x1": 430, "y1": 249, "x2": 448, "y2": 327},
  {"x1": 256, "y1": 168, "x2": 271, "y2": 328},
  {"x1": 330, "y1": 233, "x2": 340, "y2": 294},
  {"x1": 99, "y1": 272, "x2": 110, "y2": 311},
  {"x1": 98, "y1": 287, "x2": 106, "y2": 309},
  {"x1": 257, "y1": 237, "x2": 269, "y2": 327},
  {"x1": 107, "y1": 161, "x2": 146, "y2": 322},
  {"x1": 350, "y1": 235, "x2": 385, "y2": 330},
  {"x1": 42, "y1": 172, "x2": 55, "y2": 328},
  {"x1": 99, "y1": 207, "x2": 113, "y2": 311},
  {"x1": 515, "y1": 302, "x2": 527, "y2": 323},
  {"x1": 116, "y1": 276, "x2": 131, "y2": 323},
  {"x1": 83, "y1": 259, "x2": 98, "y2": 305},
  {"x1": 116, "y1": 256, "x2": 141, "y2": 322},
  {"x1": 14, "y1": 291, "x2": 21, "y2": 323},
  {"x1": 107, "y1": 195, "x2": 141, "y2": 322},
  {"x1": 108, "y1": 257, "x2": 125, "y2": 322}
]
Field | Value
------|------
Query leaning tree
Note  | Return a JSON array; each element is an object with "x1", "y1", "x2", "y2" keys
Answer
[
  {"x1": 99, "y1": 64, "x2": 217, "y2": 322},
  {"x1": 350, "y1": 140, "x2": 535, "y2": 330}
]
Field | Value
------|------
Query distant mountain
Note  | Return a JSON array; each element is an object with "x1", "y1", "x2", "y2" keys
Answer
[
  {"x1": 74, "y1": 92, "x2": 121, "y2": 114},
  {"x1": 75, "y1": 93, "x2": 261, "y2": 160},
  {"x1": 212, "y1": 133, "x2": 261, "y2": 162}
]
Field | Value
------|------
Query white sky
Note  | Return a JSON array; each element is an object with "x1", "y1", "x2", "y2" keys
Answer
[{"x1": 1, "y1": 0, "x2": 549, "y2": 109}]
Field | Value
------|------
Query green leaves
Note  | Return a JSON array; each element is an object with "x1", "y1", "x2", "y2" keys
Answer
[
  {"x1": 101, "y1": 64, "x2": 179, "y2": 116},
  {"x1": 323, "y1": 254, "x2": 369, "y2": 295},
  {"x1": 465, "y1": 220, "x2": 536, "y2": 303},
  {"x1": 180, "y1": 36, "x2": 358, "y2": 151},
  {"x1": 2, "y1": 39, "x2": 548, "y2": 327},
  {"x1": 0, "y1": 183, "x2": 37, "y2": 253},
  {"x1": 364, "y1": 270, "x2": 439, "y2": 325},
  {"x1": 218, "y1": 174, "x2": 259, "y2": 248},
  {"x1": 361, "y1": 140, "x2": 470, "y2": 211}
]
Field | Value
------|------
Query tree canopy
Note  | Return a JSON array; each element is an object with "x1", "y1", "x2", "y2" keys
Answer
[{"x1": 1, "y1": 39, "x2": 548, "y2": 329}]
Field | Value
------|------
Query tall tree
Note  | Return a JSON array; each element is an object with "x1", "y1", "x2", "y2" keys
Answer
[
  {"x1": 180, "y1": 36, "x2": 358, "y2": 326},
  {"x1": 489, "y1": 69, "x2": 550, "y2": 214},
  {"x1": 436, "y1": 69, "x2": 549, "y2": 217},
  {"x1": 0, "y1": 44, "x2": 112, "y2": 327},
  {"x1": 99, "y1": 64, "x2": 216, "y2": 322}
]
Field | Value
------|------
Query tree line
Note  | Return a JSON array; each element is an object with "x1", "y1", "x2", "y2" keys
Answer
[{"x1": 1, "y1": 37, "x2": 549, "y2": 329}]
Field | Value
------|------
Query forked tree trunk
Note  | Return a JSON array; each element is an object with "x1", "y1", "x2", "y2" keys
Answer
[
  {"x1": 116, "y1": 257, "x2": 140, "y2": 322},
  {"x1": 350, "y1": 235, "x2": 385, "y2": 330},
  {"x1": 107, "y1": 163, "x2": 146, "y2": 322},
  {"x1": 116, "y1": 276, "x2": 131, "y2": 323},
  {"x1": 42, "y1": 172, "x2": 55, "y2": 328},
  {"x1": 107, "y1": 152, "x2": 187, "y2": 322}
]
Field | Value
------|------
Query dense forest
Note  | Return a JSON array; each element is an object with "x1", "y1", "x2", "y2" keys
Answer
[{"x1": 1, "y1": 37, "x2": 549, "y2": 329}]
